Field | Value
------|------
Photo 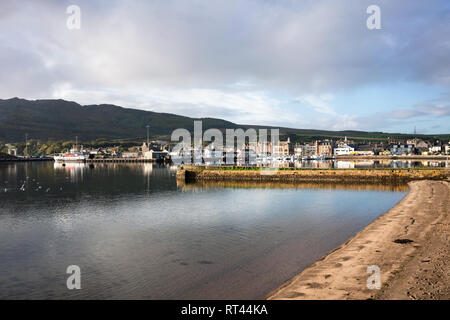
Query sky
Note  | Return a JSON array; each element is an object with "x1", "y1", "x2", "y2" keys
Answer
[{"x1": 1, "y1": 0, "x2": 449, "y2": 134}]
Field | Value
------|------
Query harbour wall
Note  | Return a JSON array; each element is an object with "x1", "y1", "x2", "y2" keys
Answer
[{"x1": 177, "y1": 166, "x2": 450, "y2": 183}]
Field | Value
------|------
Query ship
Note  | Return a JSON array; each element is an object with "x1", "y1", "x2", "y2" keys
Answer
[{"x1": 53, "y1": 148, "x2": 86, "y2": 162}]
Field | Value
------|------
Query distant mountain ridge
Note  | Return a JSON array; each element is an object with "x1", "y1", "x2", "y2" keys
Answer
[
  {"x1": 0, "y1": 98, "x2": 237, "y2": 142},
  {"x1": 0, "y1": 98, "x2": 448, "y2": 142}
]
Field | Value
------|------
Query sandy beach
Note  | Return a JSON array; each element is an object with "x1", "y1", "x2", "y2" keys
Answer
[{"x1": 267, "y1": 180, "x2": 449, "y2": 300}]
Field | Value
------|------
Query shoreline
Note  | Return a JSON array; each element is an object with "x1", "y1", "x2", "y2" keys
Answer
[{"x1": 267, "y1": 180, "x2": 449, "y2": 300}]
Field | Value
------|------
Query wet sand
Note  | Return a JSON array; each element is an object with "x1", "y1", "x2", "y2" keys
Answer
[{"x1": 267, "y1": 180, "x2": 450, "y2": 300}]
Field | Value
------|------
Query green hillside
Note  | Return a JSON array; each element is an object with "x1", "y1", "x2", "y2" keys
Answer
[
  {"x1": 0, "y1": 98, "x2": 448, "y2": 143},
  {"x1": 0, "y1": 98, "x2": 236, "y2": 142}
]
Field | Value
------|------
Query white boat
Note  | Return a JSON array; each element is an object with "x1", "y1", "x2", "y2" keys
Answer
[{"x1": 53, "y1": 148, "x2": 86, "y2": 162}]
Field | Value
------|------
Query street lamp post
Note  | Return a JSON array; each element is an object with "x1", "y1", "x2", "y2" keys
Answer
[{"x1": 25, "y1": 133, "x2": 28, "y2": 157}]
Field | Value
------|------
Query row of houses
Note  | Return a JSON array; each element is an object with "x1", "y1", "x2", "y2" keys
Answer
[
  {"x1": 173, "y1": 136, "x2": 450, "y2": 159},
  {"x1": 293, "y1": 138, "x2": 450, "y2": 157}
]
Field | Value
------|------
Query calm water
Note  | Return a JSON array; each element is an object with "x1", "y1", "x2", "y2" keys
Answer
[{"x1": 0, "y1": 162, "x2": 407, "y2": 299}]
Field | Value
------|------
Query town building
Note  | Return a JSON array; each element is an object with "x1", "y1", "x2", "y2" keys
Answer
[
  {"x1": 445, "y1": 144, "x2": 450, "y2": 155},
  {"x1": 251, "y1": 141, "x2": 272, "y2": 156},
  {"x1": 429, "y1": 145, "x2": 442, "y2": 154},
  {"x1": 143, "y1": 149, "x2": 169, "y2": 160},
  {"x1": 7, "y1": 148, "x2": 18, "y2": 157},
  {"x1": 122, "y1": 152, "x2": 140, "y2": 158},
  {"x1": 294, "y1": 144, "x2": 316, "y2": 158},
  {"x1": 273, "y1": 138, "x2": 291, "y2": 156},
  {"x1": 315, "y1": 140, "x2": 333, "y2": 157},
  {"x1": 333, "y1": 143, "x2": 354, "y2": 156},
  {"x1": 390, "y1": 144, "x2": 414, "y2": 155}
]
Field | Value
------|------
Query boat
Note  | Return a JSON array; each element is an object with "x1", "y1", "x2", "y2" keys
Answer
[
  {"x1": 53, "y1": 148, "x2": 86, "y2": 162},
  {"x1": 314, "y1": 155, "x2": 326, "y2": 161}
]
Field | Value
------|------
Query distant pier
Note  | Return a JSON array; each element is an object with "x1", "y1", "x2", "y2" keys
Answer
[
  {"x1": 0, "y1": 157, "x2": 166, "y2": 163},
  {"x1": 0, "y1": 158, "x2": 53, "y2": 162}
]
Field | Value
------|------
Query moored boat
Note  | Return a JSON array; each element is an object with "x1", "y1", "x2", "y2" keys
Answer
[{"x1": 53, "y1": 148, "x2": 86, "y2": 162}]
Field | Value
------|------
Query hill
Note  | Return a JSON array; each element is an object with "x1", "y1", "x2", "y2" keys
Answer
[
  {"x1": 0, "y1": 98, "x2": 237, "y2": 142},
  {"x1": 0, "y1": 98, "x2": 448, "y2": 143}
]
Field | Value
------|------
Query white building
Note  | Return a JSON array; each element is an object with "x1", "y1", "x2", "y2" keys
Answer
[
  {"x1": 429, "y1": 145, "x2": 442, "y2": 153},
  {"x1": 144, "y1": 149, "x2": 169, "y2": 160},
  {"x1": 122, "y1": 152, "x2": 139, "y2": 158},
  {"x1": 334, "y1": 144, "x2": 354, "y2": 156},
  {"x1": 8, "y1": 148, "x2": 18, "y2": 156}
]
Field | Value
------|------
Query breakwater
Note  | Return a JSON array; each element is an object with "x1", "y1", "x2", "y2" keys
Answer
[{"x1": 177, "y1": 166, "x2": 450, "y2": 183}]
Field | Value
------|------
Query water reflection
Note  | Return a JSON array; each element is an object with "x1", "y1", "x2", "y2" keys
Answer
[
  {"x1": 0, "y1": 162, "x2": 407, "y2": 299},
  {"x1": 179, "y1": 180, "x2": 409, "y2": 192},
  {"x1": 0, "y1": 162, "x2": 177, "y2": 198}
]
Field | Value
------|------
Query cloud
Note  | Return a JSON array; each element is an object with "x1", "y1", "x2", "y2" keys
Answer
[
  {"x1": 2, "y1": 0, "x2": 450, "y2": 91},
  {"x1": 380, "y1": 102, "x2": 450, "y2": 120},
  {"x1": 294, "y1": 94, "x2": 360, "y2": 130},
  {"x1": 296, "y1": 94, "x2": 337, "y2": 115},
  {"x1": 49, "y1": 83, "x2": 295, "y2": 126},
  {"x1": 388, "y1": 109, "x2": 424, "y2": 120},
  {"x1": 414, "y1": 103, "x2": 450, "y2": 116},
  {"x1": 0, "y1": 0, "x2": 449, "y2": 133}
]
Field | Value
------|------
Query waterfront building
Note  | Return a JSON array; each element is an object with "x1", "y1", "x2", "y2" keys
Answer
[
  {"x1": 273, "y1": 138, "x2": 291, "y2": 156},
  {"x1": 333, "y1": 143, "x2": 354, "y2": 156},
  {"x1": 390, "y1": 144, "x2": 414, "y2": 155},
  {"x1": 144, "y1": 149, "x2": 169, "y2": 160},
  {"x1": 406, "y1": 138, "x2": 428, "y2": 148},
  {"x1": 429, "y1": 145, "x2": 442, "y2": 154},
  {"x1": 7, "y1": 148, "x2": 18, "y2": 157},
  {"x1": 445, "y1": 144, "x2": 450, "y2": 155},
  {"x1": 254, "y1": 141, "x2": 272, "y2": 156},
  {"x1": 142, "y1": 142, "x2": 150, "y2": 153},
  {"x1": 315, "y1": 140, "x2": 334, "y2": 157},
  {"x1": 122, "y1": 152, "x2": 139, "y2": 158},
  {"x1": 294, "y1": 144, "x2": 316, "y2": 158}
]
